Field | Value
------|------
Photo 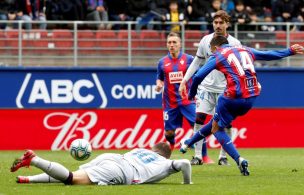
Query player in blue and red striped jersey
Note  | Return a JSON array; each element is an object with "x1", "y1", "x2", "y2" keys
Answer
[
  {"x1": 180, "y1": 35, "x2": 304, "y2": 175},
  {"x1": 156, "y1": 32, "x2": 199, "y2": 151}
]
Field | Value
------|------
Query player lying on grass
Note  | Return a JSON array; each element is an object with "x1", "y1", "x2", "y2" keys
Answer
[
  {"x1": 10, "y1": 142, "x2": 192, "y2": 185},
  {"x1": 180, "y1": 35, "x2": 304, "y2": 176}
]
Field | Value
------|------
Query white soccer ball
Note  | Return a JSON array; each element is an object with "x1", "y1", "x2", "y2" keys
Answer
[{"x1": 69, "y1": 139, "x2": 92, "y2": 161}]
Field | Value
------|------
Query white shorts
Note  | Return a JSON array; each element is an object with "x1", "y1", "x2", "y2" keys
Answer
[
  {"x1": 196, "y1": 90, "x2": 221, "y2": 115},
  {"x1": 79, "y1": 153, "x2": 135, "y2": 185}
]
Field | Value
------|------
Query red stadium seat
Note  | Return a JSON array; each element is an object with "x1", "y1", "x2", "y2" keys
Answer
[
  {"x1": 185, "y1": 30, "x2": 205, "y2": 49},
  {"x1": 140, "y1": 30, "x2": 164, "y2": 55},
  {"x1": 0, "y1": 30, "x2": 6, "y2": 54},
  {"x1": 77, "y1": 30, "x2": 96, "y2": 55},
  {"x1": 26, "y1": 30, "x2": 53, "y2": 55},
  {"x1": 275, "y1": 31, "x2": 286, "y2": 46},
  {"x1": 5, "y1": 30, "x2": 27, "y2": 55},
  {"x1": 117, "y1": 30, "x2": 141, "y2": 54},
  {"x1": 52, "y1": 29, "x2": 73, "y2": 54},
  {"x1": 96, "y1": 30, "x2": 121, "y2": 54},
  {"x1": 290, "y1": 32, "x2": 304, "y2": 45}
]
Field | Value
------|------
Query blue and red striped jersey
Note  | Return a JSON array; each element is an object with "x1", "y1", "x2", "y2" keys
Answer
[
  {"x1": 189, "y1": 45, "x2": 295, "y2": 99},
  {"x1": 157, "y1": 52, "x2": 194, "y2": 109}
]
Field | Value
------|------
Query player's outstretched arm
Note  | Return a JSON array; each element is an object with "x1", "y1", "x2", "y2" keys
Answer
[
  {"x1": 249, "y1": 44, "x2": 304, "y2": 61},
  {"x1": 172, "y1": 159, "x2": 192, "y2": 184}
]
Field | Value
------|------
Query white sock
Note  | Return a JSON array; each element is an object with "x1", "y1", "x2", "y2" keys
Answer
[
  {"x1": 31, "y1": 156, "x2": 70, "y2": 182},
  {"x1": 194, "y1": 123, "x2": 203, "y2": 159},
  {"x1": 218, "y1": 127, "x2": 232, "y2": 159},
  {"x1": 28, "y1": 173, "x2": 60, "y2": 183}
]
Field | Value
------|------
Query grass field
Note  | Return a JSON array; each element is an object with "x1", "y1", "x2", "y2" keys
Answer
[{"x1": 1, "y1": 148, "x2": 304, "y2": 195}]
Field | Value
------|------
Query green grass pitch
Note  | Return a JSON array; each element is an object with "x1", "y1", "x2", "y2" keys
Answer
[{"x1": 1, "y1": 148, "x2": 304, "y2": 195}]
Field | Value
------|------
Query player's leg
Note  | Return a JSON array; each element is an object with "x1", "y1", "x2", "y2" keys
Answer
[
  {"x1": 194, "y1": 90, "x2": 216, "y2": 164},
  {"x1": 180, "y1": 119, "x2": 213, "y2": 153},
  {"x1": 17, "y1": 169, "x2": 92, "y2": 185},
  {"x1": 193, "y1": 113, "x2": 214, "y2": 165},
  {"x1": 10, "y1": 150, "x2": 89, "y2": 184},
  {"x1": 214, "y1": 93, "x2": 231, "y2": 166},
  {"x1": 181, "y1": 103, "x2": 205, "y2": 165},
  {"x1": 211, "y1": 95, "x2": 257, "y2": 175},
  {"x1": 164, "y1": 108, "x2": 181, "y2": 150},
  {"x1": 218, "y1": 126, "x2": 232, "y2": 165},
  {"x1": 72, "y1": 170, "x2": 92, "y2": 185},
  {"x1": 17, "y1": 173, "x2": 60, "y2": 183}
]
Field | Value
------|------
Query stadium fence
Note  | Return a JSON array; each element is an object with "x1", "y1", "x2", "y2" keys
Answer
[{"x1": 0, "y1": 21, "x2": 303, "y2": 67}]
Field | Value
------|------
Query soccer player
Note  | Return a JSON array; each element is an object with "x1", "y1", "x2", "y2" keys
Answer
[
  {"x1": 11, "y1": 142, "x2": 192, "y2": 185},
  {"x1": 156, "y1": 31, "x2": 210, "y2": 161},
  {"x1": 179, "y1": 10, "x2": 241, "y2": 166},
  {"x1": 180, "y1": 35, "x2": 304, "y2": 176}
]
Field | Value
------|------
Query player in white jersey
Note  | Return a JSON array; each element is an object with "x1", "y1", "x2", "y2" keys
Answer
[
  {"x1": 10, "y1": 142, "x2": 192, "y2": 185},
  {"x1": 179, "y1": 10, "x2": 241, "y2": 166}
]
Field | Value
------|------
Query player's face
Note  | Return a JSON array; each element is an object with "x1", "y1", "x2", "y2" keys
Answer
[
  {"x1": 167, "y1": 36, "x2": 181, "y2": 57},
  {"x1": 213, "y1": 17, "x2": 228, "y2": 36}
]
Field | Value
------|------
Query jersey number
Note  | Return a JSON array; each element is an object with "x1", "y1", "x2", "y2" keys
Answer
[
  {"x1": 227, "y1": 51, "x2": 255, "y2": 76},
  {"x1": 134, "y1": 151, "x2": 158, "y2": 164}
]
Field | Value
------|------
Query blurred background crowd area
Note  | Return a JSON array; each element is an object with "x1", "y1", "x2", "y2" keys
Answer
[{"x1": 1, "y1": 0, "x2": 304, "y2": 32}]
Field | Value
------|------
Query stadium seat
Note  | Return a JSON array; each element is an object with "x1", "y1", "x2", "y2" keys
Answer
[
  {"x1": 290, "y1": 32, "x2": 304, "y2": 45},
  {"x1": 52, "y1": 29, "x2": 73, "y2": 55},
  {"x1": 140, "y1": 30, "x2": 164, "y2": 55},
  {"x1": 275, "y1": 31, "x2": 287, "y2": 46},
  {"x1": 25, "y1": 30, "x2": 53, "y2": 55},
  {"x1": 185, "y1": 30, "x2": 206, "y2": 48},
  {"x1": 0, "y1": 30, "x2": 6, "y2": 54},
  {"x1": 95, "y1": 30, "x2": 121, "y2": 54},
  {"x1": 117, "y1": 30, "x2": 141, "y2": 54},
  {"x1": 5, "y1": 30, "x2": 27, "y2": 55},
  {"x1": 77, "y1": 30, "x2": 96, "y2": 55}
]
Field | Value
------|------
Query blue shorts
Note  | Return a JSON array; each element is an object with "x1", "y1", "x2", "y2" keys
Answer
[
  {"x1": 164, "y1": 103, "x2": 196, "y2": 131},
  {"x1": 213, "y1": 95, "x2": 257, "y2": 128}
]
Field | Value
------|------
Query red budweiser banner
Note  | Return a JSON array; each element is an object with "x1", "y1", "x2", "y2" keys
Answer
[{"x1": 0, "y1": 109, "x2": 304, "y2": 150}]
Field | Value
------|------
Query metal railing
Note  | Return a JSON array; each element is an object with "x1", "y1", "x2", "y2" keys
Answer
[{"x1": 0, "y1": 20, "x2": 303, "y2": 67}]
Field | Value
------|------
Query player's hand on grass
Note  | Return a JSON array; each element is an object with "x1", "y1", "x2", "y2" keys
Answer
[{"x1": 290, "y1": 44, "x2": 304, "y2": 54}]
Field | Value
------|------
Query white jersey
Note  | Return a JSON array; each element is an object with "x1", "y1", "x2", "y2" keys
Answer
[
  {"x1": 80, "y1": 149, "x2": 190, "y2": 185},
  {"x1": 196, "y1": 33, "x2": 241, "y2": 93},
  {"x1": 123, "y1": 148, "x2": 177, "y2": 184}
]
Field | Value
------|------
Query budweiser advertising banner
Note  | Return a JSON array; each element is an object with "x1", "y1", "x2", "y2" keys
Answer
[{"x1": 1, "y1": 109, "x2": 304, "y2": 150}]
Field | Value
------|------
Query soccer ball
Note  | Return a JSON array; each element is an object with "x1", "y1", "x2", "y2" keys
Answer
[{"x1": 69, "y1": 139, "x2": 92, "y2": 161}]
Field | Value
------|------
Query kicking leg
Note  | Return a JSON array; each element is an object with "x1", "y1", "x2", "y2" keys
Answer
[
  {"x1": 180, "y1": 120, "x2": 213, "y2": 153},
  {"x1": 212, "y1": 121, "x2": 249, "y2": 176}
]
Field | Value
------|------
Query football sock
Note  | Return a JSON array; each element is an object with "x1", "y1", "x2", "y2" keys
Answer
[
  {"x1": 219, "y1": 128, "x2": 231, "y2": 159},
  {"x1": 194, "y1": 123, "x2": 203, "y2": 159},
  {"x1": 202, "y1": 140, "x2": 207, "y2": 157},
  {"x1": 213, "y1": 130, "x2": 240, "y2": 164},
  {"x1": 186, "y1": 120, "x2": 212, "y2": 147},
  {"x1": 31, "y1": 156, "x2": 70, "y2": 182},
  {"x1": 165, "y1": 134, "x2": 175, "y2": 145},
  {"x1": 28, "y1": 173, "x2": 60, "y2": 183}
]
